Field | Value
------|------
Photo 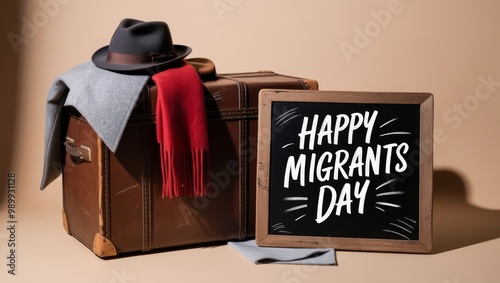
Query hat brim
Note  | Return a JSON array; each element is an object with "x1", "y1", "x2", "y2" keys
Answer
[{"x1": 91, "y1": 44, "x2": 192, "y2": 72}]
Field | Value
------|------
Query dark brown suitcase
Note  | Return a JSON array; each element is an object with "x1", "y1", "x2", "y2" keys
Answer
[{"x1": 61, "y1": 70, "x2": 318, "y2": 257}]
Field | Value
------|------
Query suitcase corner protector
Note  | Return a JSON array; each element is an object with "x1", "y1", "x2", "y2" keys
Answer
[
  {"x1": 93, "y1": 233, "x2": 118, "y2": 258},
  {"x1": 62, "y1": 207, "x2": 70, "y2": 235}
]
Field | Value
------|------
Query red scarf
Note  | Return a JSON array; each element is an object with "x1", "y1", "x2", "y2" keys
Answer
[{"x1": 152, "y1": 62, "x2": 209, "y2": 198}]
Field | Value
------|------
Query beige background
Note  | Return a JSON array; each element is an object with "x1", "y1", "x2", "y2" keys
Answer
[{"x1": 1, "y1": 0, "x2": 500, "y2": 282}]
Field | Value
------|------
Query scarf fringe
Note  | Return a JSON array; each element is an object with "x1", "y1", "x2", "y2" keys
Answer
[{"x1": 160, "y1": 146, "x2": 208, "y2": 198}]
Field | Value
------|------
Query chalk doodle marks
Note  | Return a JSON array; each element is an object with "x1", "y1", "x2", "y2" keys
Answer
[
  {"x1": 283, "y1": 197, "x2": 308, "y2": 222},
  {"x1": 271, "y1": 223, "x2": 292, "y2": 234},
  {"x1": 376, "y1": 116, "x2": 419, "y2": 240},
  {"x1": 275, "y1": 107, "x2": 301, "y2": 127},
  {"x1": 382, "y1": 217, "x2": 417, "y2": 240},
  {"x1": 379, "y1": 117, "x2": 412, "y2": 137},
  {"x1": 374, "y1": 178, "x2": 403, "y2": 212}
]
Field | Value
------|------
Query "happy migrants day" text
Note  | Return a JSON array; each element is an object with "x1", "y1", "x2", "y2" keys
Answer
[{"x1": 282, "y1": 110, "x2": 410, "y2": 223}]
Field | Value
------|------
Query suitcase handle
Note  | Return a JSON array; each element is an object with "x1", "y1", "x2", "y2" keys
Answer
[{"x1": 64, "y1": 137, "x2": 91, "y2": 163}]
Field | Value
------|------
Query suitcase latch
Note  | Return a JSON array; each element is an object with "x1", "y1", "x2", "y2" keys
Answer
[{"x1": 65, "y1": 137, "x2": 92, "y2": 163}]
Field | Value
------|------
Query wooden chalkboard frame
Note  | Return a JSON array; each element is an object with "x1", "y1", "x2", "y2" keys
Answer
[{"x1": 256, "y1": 89, "x2": 433, "y2": 253}]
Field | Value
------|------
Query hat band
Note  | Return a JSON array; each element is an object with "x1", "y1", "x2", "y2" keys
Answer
[{"x1": 107, "y1": 51, "x2": 176, "y2": 65}]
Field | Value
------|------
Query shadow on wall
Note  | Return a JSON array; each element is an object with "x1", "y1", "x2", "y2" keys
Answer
[
  {"x1": 432, "y1": 170, "x2": 500, "y2": 254},
  {"x1": 0, "y1": 1, "x2": 21, "y2": 208}
]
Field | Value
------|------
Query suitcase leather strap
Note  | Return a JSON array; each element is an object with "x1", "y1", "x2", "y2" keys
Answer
[
  {"x1": 141, "y1": 124, "x2": 153, "y2": 252},
  {"x1": 218, "y1": 74, "x2": 310, "y2": 239},
  {"x1": 206, "y1": 108, "x2": 258, "y2": 121},
  {"x1": 222, "y1": 77, "x2": 249, "y2": 240}
]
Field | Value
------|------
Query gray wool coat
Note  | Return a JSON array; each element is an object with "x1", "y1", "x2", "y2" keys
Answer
[{"x1": 40, "y1": 61, "x2": 149, "y2": 189}]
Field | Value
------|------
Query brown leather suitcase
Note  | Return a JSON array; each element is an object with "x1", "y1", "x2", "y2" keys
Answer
[{"x1": 61, "y1": 70, "x2": 318, "y2": 257}]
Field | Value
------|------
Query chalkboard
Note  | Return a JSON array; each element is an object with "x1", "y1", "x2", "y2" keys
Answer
[{"x1": 256, "y1": 89, "x2": 433, "y2": 253}]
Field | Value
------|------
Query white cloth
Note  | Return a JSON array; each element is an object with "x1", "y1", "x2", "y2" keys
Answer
[{"x1": 228, "y1": 239, "x2": 336, "y2": 265}]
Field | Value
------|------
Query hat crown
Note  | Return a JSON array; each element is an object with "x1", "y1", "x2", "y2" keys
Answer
[
  {"x1": 108, "y1": 18, "x2": 176, "y2": 56},
  {"x1": 91, "y1": 18, "x2": 191, "y2": 72}
]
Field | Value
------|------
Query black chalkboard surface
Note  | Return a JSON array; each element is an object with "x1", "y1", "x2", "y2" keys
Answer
[{"x1": 256, "y1": 89, "x2": 433, "y2": 253}]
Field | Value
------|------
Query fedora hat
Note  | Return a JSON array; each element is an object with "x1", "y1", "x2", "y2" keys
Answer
[{"x1": 92, "y1": 18, "x2": 191, "y2": 72}]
